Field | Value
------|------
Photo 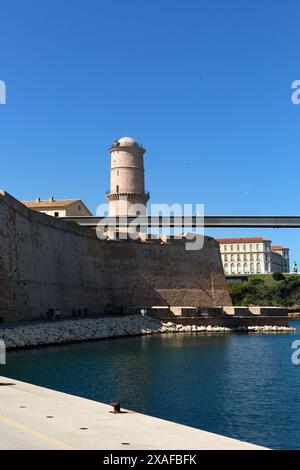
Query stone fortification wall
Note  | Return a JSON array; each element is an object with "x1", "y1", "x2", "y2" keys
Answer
[{"x1": 0, "y1": 190, "x2": 231, "y2": 321}]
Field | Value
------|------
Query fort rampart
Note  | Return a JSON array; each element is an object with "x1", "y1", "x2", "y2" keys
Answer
[{"x1": 0, "y1": 190, "x2": 231, "y2": 321}]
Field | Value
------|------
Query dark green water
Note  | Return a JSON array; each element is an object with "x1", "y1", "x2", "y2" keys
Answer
[{"x1": 2, "y1": 322, "x2": 300, "y2": 449}]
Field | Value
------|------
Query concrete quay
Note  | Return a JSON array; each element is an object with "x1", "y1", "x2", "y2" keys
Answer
[{"x1": 0, "y1": 376, "x2": 267, "y2": 450}]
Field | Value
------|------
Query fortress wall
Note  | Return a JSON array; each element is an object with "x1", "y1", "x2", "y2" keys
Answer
[{"x1": 0, "y1": 190, "x2": 232, "y2": 321}]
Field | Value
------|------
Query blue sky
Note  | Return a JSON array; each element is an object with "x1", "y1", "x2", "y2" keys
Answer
[{"x1": 0, "y1": 0, "x2": 299, "y2": 262}]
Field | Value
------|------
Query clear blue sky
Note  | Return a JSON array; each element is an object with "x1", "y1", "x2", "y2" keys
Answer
[{"x1": 0, "y1": 0, "x2": 299, "y2": 262}]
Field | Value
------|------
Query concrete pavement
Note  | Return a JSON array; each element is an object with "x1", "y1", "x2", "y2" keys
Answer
[{"x1": 0, "y1": 376, "x2": 267, "y2": 450}]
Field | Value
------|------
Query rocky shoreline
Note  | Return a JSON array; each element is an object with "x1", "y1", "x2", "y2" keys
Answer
[{"x1": 0, "y1": 315, "x2": 296, "y2": 350}]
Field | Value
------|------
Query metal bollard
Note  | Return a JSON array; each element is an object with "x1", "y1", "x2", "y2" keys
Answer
[{"x1": 109, "y1": 402, "x2": 122, "y2": 413}]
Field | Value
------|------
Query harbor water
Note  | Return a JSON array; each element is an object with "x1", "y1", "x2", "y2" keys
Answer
[{"x1": 2, "y1": 321, "x2": 300, "y2": 449}]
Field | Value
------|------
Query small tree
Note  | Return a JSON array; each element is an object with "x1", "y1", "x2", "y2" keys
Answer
[{"x1": 272, "y1": 272, "x2": 285, "y2": 281}]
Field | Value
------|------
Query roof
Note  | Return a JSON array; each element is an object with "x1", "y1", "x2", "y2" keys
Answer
[
  {"x1": 271, "y1": 245, "x2": 289, "y2": 251},
  {"x1": 22, "y1": 198, "x2": 93, "y2": 215},
  {"x1": 110, "y1": 136, "x2": 144, "y2": 151},
  {"x1": 23, "y1": 198, "x2": 81, "y2": 209},
  {"x1": 216, "y1": 237, "x2": 271, "y2": 244},
  {"x1": 118, "y1": 136, "x2": 138, "y2": 146}
]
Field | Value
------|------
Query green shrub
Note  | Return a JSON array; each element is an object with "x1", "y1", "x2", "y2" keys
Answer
[
  {"x1": 249, "y1": 277, "x2": 264, "y2": 286},
  {"x1": 228, "y1": 274, "x2": 300, "y2": 307},
  {"x1": 272, "y1": 272, "x2": 285, "y2": 281}
]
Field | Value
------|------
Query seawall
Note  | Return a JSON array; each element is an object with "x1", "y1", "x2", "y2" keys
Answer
[
  {"x1": 0, "y1": 315, "x2": 294, "y2": 350},
  {"x1": 0, "y1": 190, "x2": 231, "y2": 321}
]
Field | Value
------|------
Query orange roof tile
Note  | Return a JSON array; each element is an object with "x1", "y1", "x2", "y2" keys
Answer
[{"x1": 271, "y1": 245, "x2": 289, "y2": 251}]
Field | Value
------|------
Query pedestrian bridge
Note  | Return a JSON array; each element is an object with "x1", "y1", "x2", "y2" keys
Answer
[{"x1": 61, "y1": 215, "x2": 300, "y2": 228}]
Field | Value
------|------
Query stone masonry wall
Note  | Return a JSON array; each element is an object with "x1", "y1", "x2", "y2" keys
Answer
[{"x1": 0, "y1": 190, "x2": 232, "y2": 321}]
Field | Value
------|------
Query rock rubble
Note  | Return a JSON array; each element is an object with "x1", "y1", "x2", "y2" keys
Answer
[{"x1": 0, "y1": 315, "x2": 296, "y2": 350}]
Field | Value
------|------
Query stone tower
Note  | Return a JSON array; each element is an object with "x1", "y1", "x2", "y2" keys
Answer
[{"x1": 107, "y1": 137, "x2": 150, "y2": 216}]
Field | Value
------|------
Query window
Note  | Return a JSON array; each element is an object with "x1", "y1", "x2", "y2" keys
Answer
[
  {"x1": 117, "y1": 171, "x2": 119, "y2": 176},
  {"x1": 256, "y1": 244, "x2": 259, "y2": 250},
  {"x1": 224, "y1": 254, "x2": 228, "y2": 262},
  {"x1": 116, "y1": 185, "x2": 119, "y2": 193},
  {"x1": 244, "y1": 254, "x2": 247, "y2": 261},
  {"x1": 257, "y1": 263, "x2": 261, "y2": 273},
  {"x1": 250, "y1": 254, "x2": 254, "y2": 261},
  {"x1": 250, "y1": 244, "x2": 253, "y2": 251},
  {"x1": 224, "y1": 245, "x2": 227, "y2": 251},
  {"x1": 265, "y1": 263, "x2": 269, "y2": 272},
  {"x1": 237, "y1": 245, "x2": 240, "y2": 251},
  {"x1": 230, "y1": 263, "x2": 235, "y2": 274},
  {"x1": 257, "y1": 254, "x2": 260, "y2": 261},
  {"x1": 231, "y1": 254, "x2": 234, "y2": 262},
  {"x1": 230, "y1": 245, "x2": 233, "y2": 251},
  {"x1": 224, "y1": 263, "x2": 228, "y2": 274},
  {"x1": 54, "y1": 212, "x2": 59, "y2": 217},
  {"x1": 237, "y1": 263, "x2": 241, "y2": 274},
  {"x1": 237, "y1": 254, "x2": 240, "y2": 261},
  {"x1": 250, "y1": 263, "x2": 254, "y2": 273},
  {"x1": 78, "y1": 205, "x2": 81, "y2": 211},
  {"x1": 243, "y1": 244, "x2": 246, "y2": 251},
  {"x1": 243, "y1": 263, "x2": 248, "y2": 273}
]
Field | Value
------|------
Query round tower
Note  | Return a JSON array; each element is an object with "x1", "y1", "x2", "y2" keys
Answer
[{"x1": 106, "y1": 136, "x2": 150, "y2": 216}]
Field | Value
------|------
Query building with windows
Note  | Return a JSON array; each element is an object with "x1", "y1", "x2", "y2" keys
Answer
[
  {"x1": 271, "y1": 245, "x2": 290, "y2": 273},
  {"x1": 22, "y1": 197, "x2": 92, "y2": 218},
  {"x1": 217, "y1": 237, "x2": 290, "y2": 275}
]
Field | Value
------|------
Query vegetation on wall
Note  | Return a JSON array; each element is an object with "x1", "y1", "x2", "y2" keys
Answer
[{"x1": 228, "y1": 274, "x2": 300, "y2": 307}]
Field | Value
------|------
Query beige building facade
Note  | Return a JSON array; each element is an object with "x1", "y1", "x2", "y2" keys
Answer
[
  {"x1": 217, "y1": 237, "x2": 290, "y2": 275},
  {"x1": 271, "y1": 245, "x2": 290, "y2": 273},
  {"x1": 22, "y1": 197, "x2": 92, "y2": 217}
]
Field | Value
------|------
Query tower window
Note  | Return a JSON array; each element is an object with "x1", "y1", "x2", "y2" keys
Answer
[{"x1": 116, "y1": 185, "x2": 119, "y2": 193}]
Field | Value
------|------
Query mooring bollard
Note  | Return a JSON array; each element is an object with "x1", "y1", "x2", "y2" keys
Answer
[{"x1": 109, "y1": 402, "x2": 122, "y2": 413}]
